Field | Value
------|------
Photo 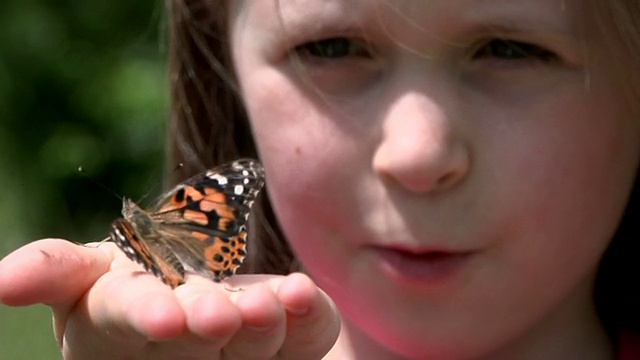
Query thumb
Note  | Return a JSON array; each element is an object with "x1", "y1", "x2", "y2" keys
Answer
[{"x1": 0, "y1": 239, "x2": 111, "y2": 307}]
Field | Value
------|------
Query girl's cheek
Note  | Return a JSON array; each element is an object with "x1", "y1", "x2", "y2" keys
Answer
[{"x1": 242, "y1": 72, "x2": 332, "y2": 187}]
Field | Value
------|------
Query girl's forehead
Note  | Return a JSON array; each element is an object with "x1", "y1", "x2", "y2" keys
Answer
[
  {"x1": 231, "y1": 0, "x2": 585, "y2": 40},
  {"x1": 231, "y1": 0, "x2": 587, "y2": 53},
  {"x1": 232, "y1": 0, "x2": 579, "y2": 24}
]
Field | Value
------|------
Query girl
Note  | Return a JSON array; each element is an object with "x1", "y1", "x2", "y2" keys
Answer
[{"x1": 2, "y1": 0, "x2": 640, "y2": 358}]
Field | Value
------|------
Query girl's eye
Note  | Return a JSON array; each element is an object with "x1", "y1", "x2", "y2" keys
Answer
[
  {"x1": 473, "y1": 39, "x2": 557, "y2": 62},
  {"x1": 287, "y1": 36, "x2": 380, "y2": 95},
  {"x1": 294, "y1": 37, "x2": 371, "y2": 59}
]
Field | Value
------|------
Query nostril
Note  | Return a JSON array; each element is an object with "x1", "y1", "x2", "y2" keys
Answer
[
  {"x1": 437, "y1": 172, "x2": 457, "y2": 190},
  {"x1": 373, "y1": 139, "x2": 470, "y2": 194},
  {"x1": 436, "y1": 169, "x2": 465, "y2": 191}
]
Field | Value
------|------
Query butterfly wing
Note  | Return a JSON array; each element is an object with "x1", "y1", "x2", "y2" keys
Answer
[
  {"x1": 154, "y1": 225, "x2": 248, "y2": 281},
  {"x1": 151, "y1": 159, "x2": 265, "y2": 281},
  {"x1": 110, "y1": 217, "x2": 185, "y2": 288}
]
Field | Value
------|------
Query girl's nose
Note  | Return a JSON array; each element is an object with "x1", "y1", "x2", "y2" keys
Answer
[{"x1": 373, "y1": 91, "x2": 470, "y2": 194}]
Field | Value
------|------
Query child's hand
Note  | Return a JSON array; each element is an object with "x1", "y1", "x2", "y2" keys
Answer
[{"x1": 0, "y1": 239, "x2": 340, "y2": 359}]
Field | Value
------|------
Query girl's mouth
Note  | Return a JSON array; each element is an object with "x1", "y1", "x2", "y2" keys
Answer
[{"x1": 372, "y1": 246, "x2": 473, "y2": 286}]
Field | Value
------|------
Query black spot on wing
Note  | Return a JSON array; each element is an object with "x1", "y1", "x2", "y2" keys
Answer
[{"x1": 174, "y1": 188, "x2": 186, "y2": 203}]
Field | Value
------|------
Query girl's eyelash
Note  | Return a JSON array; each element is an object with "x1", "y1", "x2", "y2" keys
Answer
[
  {"x1": 472, "y1": 39, "x2": 558, "y2": 62},
  {"x1": 291, "y1": 36, "x2": 558, "y2": 67},
  {"x1": 293, "y1": 37, "x2": 372, "y2": 59}
]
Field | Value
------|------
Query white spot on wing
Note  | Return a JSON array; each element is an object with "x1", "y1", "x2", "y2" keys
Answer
[
  {"x1": 208, "y1": 173, "x2": 228, "y2": 185},
  {"x1": 234, "y1": 185, "x2": 244, "y2": 195}
]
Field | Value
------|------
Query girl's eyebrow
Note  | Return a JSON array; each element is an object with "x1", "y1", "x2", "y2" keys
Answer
[
  {"x1": 465, "y1": 22, "x2": 571, "y2": 46},
  {"x1": 462, "y1": 19, "x2": 581, "y2": 56},
  {"x1": 276, "y1": 0, "x2": 364, "y2": 28},
  {"x1": 462, "y1": 2, "x2": 576, "y2": 37},
  {"x1": 473, "y1": 18, "x2": 575, "y2": 37}
]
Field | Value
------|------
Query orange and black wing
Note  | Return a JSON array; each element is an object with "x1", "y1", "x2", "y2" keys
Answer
[
  {"x1": 110, "y1": 218, "x2": 185, "y2": 288},
  {"x1": 152, "y1": 159, "x2": 265, "y2": 281}
]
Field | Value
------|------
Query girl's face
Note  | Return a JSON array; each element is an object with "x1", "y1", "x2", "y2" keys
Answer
[{"x1": 231, "y1": 0, "x2": 640, "y2": 358}]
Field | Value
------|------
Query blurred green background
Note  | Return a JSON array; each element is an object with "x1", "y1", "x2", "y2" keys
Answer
[{"x1": 0, "y1": 0, "x2": 168, "y2": 357}]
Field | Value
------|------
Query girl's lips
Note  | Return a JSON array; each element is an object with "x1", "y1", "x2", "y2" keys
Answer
[{"x1": 372, "y1": 246, "x2": 472, "y2": 285}]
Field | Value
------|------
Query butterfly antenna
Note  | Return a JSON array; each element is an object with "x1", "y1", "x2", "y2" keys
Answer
[
  {"x1": 135, "y1": 163, "x2": 184, "y2": 204},
  {"x1": 77, "y1": 166, "x2": 124, "y2": 201},
  {"x1": 83, "y1": 236, "x2": 112, "y2": 248},
  {"x1": 136, "y1": 187, "x2": 153, "y2": 204}
]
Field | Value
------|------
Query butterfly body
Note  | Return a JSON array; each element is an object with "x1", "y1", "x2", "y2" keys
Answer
[{"x1": 110, "y1": 159, "x2": 265, "y2": 288}]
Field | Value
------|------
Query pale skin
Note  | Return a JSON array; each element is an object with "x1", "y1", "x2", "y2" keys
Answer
[
  {"x1": 1, "y1": 0, "x2": 639, "y2": 359},
  {"x1": 233, "y1": 0, "x2": 638, "y2": 358},
  {"x1": 0, "y1": 239, "x2": 340, "y2": 359}
]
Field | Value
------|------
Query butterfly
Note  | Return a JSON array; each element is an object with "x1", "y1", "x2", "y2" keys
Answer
[{"x1": 109, "y1": 158, "x2": 265, "y2": 288}]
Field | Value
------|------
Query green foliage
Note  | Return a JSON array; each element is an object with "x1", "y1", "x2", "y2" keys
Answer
[
  {"x1": 0, "y1": 304, "x2": 59, "y2": 358},
  {"x1": 0, "y1": 0, "x2": 168, "y2": 356}
]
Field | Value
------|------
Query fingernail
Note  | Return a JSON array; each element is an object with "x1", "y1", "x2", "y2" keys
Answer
[
  {"x1": 287, "y1": 305, "x2": 310, "y2": 316},
  {"x1": 246, "y1": 324, "x2": 275, "y2": 332}
]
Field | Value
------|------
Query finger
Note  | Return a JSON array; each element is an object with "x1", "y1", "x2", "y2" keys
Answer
[
  {"x1": 222, "y1": 282, "x2": 287, "y2": 359},
  {"x1": 276, "y1": 273, "x2": 341, "y2": 359},
  {"x1": 0, "y1": 239, "x2": 111, "y2": 307},
  {"x1": 0, "y1": 239, "x2": 113, "y2": 347},
  {"x1": 142, "y1": 278, "x2": 243, "y2": 359},
  {"x1": 62, "y1": 269, "x2": 187, "y2": 359},
  {"x1": 174, "y1": 277, "x2": 242, "y2": 340},
  {"x1": 91, "y1": 264, "x2": 187, "y2": 341}
]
